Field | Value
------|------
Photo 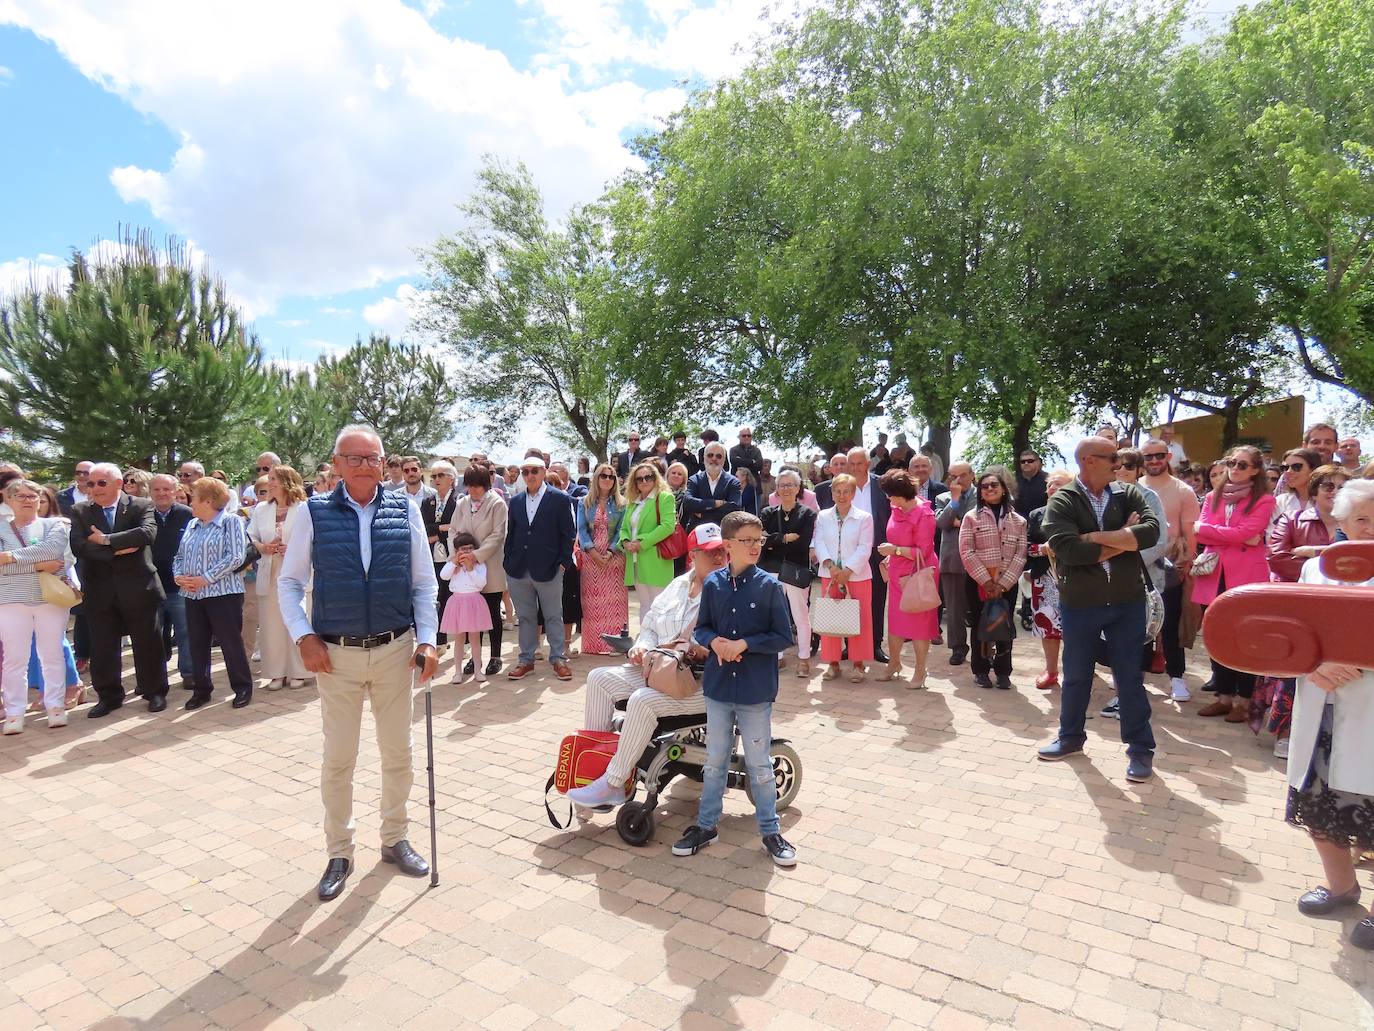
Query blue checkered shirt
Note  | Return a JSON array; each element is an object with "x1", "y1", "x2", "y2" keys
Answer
[{"x1": 1077, "y1": 477, "x2": 1112, "y2": 574}]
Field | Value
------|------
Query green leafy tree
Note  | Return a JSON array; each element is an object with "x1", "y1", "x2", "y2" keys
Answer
[
  {"x1": 418, "y1": 158, "x2": 634, "y2": 461},
  {"x1": 0, "y1": 232, "x2": 271, "y2": 472},
  {"x1": 314, "y1": 334, "x2": 457, "y2": 456},
  {"x1": 254, "y1": 367, "x2": 343, "y2": 472}
]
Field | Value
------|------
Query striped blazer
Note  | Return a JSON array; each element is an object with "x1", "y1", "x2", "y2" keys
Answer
[
  {"x1": 172, "y1": 507, "x2": 248, "y2": 600},
  {"x1": 0, "y1": 517, "x2": 69, "y2": 605}
]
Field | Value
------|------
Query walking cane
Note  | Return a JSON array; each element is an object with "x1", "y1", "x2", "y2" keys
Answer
[{"x1": 416, "y1": 653, "x2": 439, "y2": 888}]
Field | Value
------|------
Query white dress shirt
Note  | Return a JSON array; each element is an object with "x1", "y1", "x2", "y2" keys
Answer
[
  {"x1": 524, "y1": 484, "x2": 547, "y2": 524},
  {"x1": 277, "y1": 487, "x2": 439, "y2": 646}
]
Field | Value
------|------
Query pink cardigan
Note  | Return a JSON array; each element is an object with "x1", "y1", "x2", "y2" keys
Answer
[{"x1": 1191, "y1": 491, "x2": 1276, "y2": 605}]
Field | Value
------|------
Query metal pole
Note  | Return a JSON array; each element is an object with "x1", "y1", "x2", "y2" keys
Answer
[{"x1": 422, "y1": 664, "x2": 439, "y2": 888}]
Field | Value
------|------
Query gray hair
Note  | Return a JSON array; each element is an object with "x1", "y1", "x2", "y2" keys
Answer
[
  {"x1": 2, "y1": 478, "x2": 44, "y2": 501},
  {"x1": 257, "y1": 451, "x2": 281, "y2": 465},
  {"x1": 775, "y1": 468, "x2": 803, "y2": 489},
  {"x1": 179, "y1": 460, "x2": 205, "y2": 475},
  {"x1": 333, "y1": 424, "x2": 384, "y2": 455},
  {"x1": 89, "y1": 462, "x2": 123, "y2": 481},
  {"x1": 150, "y1": 473, "x2": 177, "y2": 488},
  {"x1": 1332, "y1": 478, "x2": 1374, "y2": 522},
  {"x1": 430, "y1": 460, "x2": 457, "y2": 478}
]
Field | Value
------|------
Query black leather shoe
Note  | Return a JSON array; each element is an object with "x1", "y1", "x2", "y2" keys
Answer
[
  {"x1": 463, "y1": 659, "x2": 475, "y2": 676},
  {"x1": 995, "y1": 676, "x2": 1012, "y2": 690},
  {"x1": 974, "y1": 673, "x2": 993, "y2": 689},
  {"x1": 950, "y1": 650, "x2": 967, "y2": 666},
  {"x1": 1125, "y1": 754, "x2": 1154, "y2": 783},
  {"x1": 147, "y1": 695, "x2": 167, "y2": 713},
  {"x1": 1352, "y1": 918, "x2": 1374, "y2": 950},
  {"x1": 87, "y1": 701, "x2": 122, "y2": 719},
  {"x1": 380, "y1": 840, "x2": 430, "y2": 877},
  {"x1": 484, "y1": 657, "x2": 502, "y2": 676},
  {"x1": 318, "y1": 858, "x2": 351, "y2": 901},
  {"x1": 231, "y1": 694, "x2": 251, "y2": 709},
  {"x1": 875, "y1": 648, "x2": 890, "y2": 664},
  {"x1": 1037, "y1": 739, "x2": 1085, "y2": 762},
  {"x1": 185, "y1": 695, "x2": 211, "y2": 711},
  {"x1": 1298, "y1": 884, "x2": 1362, "y2": 915}
]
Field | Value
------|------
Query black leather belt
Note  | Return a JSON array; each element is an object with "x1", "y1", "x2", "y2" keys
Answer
[{"x1": 317, "y1": 627, "x2": 410, "y2": 649}]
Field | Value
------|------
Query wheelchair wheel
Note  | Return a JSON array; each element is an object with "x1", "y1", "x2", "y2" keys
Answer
[
  {"x1": 745, "y1": 742, "x2": 803, "y2": 811},
  {"x1": 616, "y1": 801, "x2": 656, "y2": 846}
]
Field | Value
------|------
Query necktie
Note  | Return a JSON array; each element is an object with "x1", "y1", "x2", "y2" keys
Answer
[{"x1": 104, "y1": 506, "x2": 116, "y2": 528}]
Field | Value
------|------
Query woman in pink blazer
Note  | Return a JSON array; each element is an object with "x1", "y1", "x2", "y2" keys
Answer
[{"x1": 1191, "y1": 445, "x2": 1276, "y2": 722}]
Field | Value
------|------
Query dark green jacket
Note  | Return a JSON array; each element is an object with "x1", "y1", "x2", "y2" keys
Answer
[{"x1": 1042, "y1": 479, "x2": 1161, "y2": 610}]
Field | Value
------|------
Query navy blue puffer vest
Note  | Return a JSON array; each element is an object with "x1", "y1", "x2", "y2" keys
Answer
[{"x1": 309, "y1": 484, "x2": 414, "y2": 636}]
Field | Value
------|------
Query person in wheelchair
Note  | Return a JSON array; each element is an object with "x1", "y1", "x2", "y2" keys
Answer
[{"x1": 566, "y1": 523, "x2": 729, "y2": 808}]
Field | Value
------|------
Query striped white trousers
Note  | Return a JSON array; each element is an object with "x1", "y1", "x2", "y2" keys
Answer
[{"x1": 583, "y1": 662, "x2": 706, "y2": 784}]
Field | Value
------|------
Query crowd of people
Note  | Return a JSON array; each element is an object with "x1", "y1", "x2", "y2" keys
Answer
[{"x1": 2, "y1": 419, "x2": 1374, "y2": 943}]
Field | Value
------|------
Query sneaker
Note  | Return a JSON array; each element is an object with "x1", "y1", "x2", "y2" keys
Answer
[
  {"x1": 3, "y1": 716, "x2": 23, "y2": 735},
  {"x1": 763, "y1": 833, "x2": 797, "y2": 867},
  {"x1": 1170, "y1": 677, "x2": 1191, "y2": 702},
  {"x1": 251, "y1": 650, "x2": 261, "y2": 663},
  {"x1": 265, "y1": 678, "x2": 286, "y2": 691},
  {"x1": 566, "y1": 775, "x2": 628, "y2": 808},
  {"x1": 46, "y1": 709, "x2": 68, "y2": 728},
  {"x1": 974, "y1": 673, "x2": 993, "y2": 689},
  {"x1": 1274, "y1": 737, "x2": 1290, "y2": 759},
  {"x1": 671, "y1": 826, "x2": 718, "y2": 857},
  {"x1": 1101, "y1": 697, "x2": 1121, "y2": 719},
  {"x1": 288, "y1": 678, "x2": 311, "y2": 689}
]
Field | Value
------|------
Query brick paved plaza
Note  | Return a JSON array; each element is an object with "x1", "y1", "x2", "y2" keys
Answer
[{"x1": 2, "y1": 637, "x2": 1372, "y2": 1030}]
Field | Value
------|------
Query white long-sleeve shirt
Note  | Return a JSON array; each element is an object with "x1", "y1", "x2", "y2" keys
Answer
[
  {"x1": 277, "y1": 488, "x2": 439, "y2": 646},
  {"x1": 813, "y1": 506, "x2": 874, "y2": 581}
]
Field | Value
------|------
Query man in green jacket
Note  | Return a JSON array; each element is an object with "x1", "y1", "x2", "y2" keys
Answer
[{"x1": 1037, "y1": 437, "x2": 1162, "y2": 783}]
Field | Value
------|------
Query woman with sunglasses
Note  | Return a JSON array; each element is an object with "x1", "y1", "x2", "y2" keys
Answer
[
  {"x1": 620, "y1": 462, "x2": 679, "y2": 622},
  {"x1": 958, "y1": 468, "x2": 1028, "y2": 689},
  {"x1": 578, "y1": 464, "x2": 628, "y2": 655},
  {"x1": 1192, "y1": 445, "x2": 1276, "y2": 722},
  {"x1": 1273, "y1": 448, "x2": 1322, "y2": 523}
]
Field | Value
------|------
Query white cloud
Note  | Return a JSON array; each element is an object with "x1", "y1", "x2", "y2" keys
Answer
[
  {"x1": 361, "y1": 283, "x2": 429, "y2": 339},
  {"x1": 0, "y1": 65, "x2": 14, "y2": 83},
  {"x1": 0, "y1": 252, "x2": 70, "y2": 298},
  {"x1": 274, "y1": 318, "x2": 308, "y2": 327},
  {"x1": 1, "y1": 0, "x2": 767, "y2": 314}
]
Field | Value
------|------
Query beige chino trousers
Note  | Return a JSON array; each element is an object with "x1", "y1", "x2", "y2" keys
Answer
[{"x1": 317, "y1": 631, "x2": 415, "y2": 861}]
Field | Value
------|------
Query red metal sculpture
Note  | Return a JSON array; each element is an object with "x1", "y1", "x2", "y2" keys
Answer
[{"x1": 1202, "y1": 541, "x2": 1374, "y2": 676}]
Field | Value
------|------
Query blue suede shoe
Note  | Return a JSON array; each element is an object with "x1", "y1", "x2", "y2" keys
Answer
[{"x1": 567, "y1": 775, "x2": 628, "y2": 808}]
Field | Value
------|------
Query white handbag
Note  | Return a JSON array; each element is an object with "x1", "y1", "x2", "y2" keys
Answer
[{"x1": 812, "y1": 583, "x2": 862, "y2": 638}]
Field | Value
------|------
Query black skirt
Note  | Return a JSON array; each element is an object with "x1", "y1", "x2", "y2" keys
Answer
[{"x1": 1285, "y1": 704, "x2": 1374, "y2": 849}]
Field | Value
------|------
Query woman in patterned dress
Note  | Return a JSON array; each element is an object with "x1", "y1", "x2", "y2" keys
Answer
[
  {"x1": 578, "y1": 464, "x2": 628, "y2": 654},
  {"x1": 1025, "y1": 470, "x2": 1073, "y2": 690},
  {"x1": 1285, "y1": 479, "x2": 1374, "y2": 950}
]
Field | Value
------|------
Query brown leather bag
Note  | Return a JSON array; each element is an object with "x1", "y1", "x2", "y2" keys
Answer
[{"x1": 644, "y1": 640, "x2": 703, "y2": 699}]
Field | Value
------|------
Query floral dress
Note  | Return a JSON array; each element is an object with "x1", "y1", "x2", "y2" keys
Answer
[{"x1": 579, "y1": 502, "x2": 628, "y2": 654}]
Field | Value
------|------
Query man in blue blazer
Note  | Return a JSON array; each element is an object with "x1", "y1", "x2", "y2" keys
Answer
[
  {"x1": 57, "y1": 459, "x2": 93, "y2": 517},
  {"x1": 683, "y1": 442, "x2": 743, "y2": 528},
  {"x1": 503, "y1": 457, "x2": 576, "y2": 681}
]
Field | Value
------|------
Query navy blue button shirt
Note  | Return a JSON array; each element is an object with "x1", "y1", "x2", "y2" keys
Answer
[{"x1": 693, "y1": 564, "x2": 794, "y2": 705}]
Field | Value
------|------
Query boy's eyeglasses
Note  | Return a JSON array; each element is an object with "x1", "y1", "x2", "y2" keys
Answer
[{"x1": 731, "y1": 537, "x2": 764, "y2": 547}]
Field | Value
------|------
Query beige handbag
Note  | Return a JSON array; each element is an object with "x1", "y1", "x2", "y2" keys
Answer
[
  {"x1": 644, "y1": 640, "x2": 703, "y2": 699},
  {"x1": 39, "y1": 572, "x2": 81, "y2": 609},
  {"x1": 898, "y1": 548, "x2": 940, "y2": 613}
]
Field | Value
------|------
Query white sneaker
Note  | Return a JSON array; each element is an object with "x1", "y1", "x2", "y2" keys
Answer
[
  {"x1": 251, "y1": 650, "x2": 261, "y2": 663},
  {"x1": 264, "y1": 678, "x2": 286, "y2": 691},
  {"x1": 287, "y1": 678, "x2": 311, "y2": 689},
  {"x1": 46, "y1": 709, "x2": 68, "y2": 728},
  {"x1": 1274, "y1": 738, "x2": 1289, "y2": 759},
  {"x1": 3, "y1": 716, "x2": 23, "y2": 735},
  {"x1": 1170, "y1": 678, "x2": 1191, "y2": 702}
]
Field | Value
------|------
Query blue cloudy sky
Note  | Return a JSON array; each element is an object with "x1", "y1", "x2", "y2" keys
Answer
[{"x1": 1, "y1": 0, "x2": 1255, "y2": 457}]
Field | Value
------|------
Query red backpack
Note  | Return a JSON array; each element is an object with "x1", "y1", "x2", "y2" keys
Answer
[{"x1": 543, "y1": 731, "x2": 631, "y2": 828}]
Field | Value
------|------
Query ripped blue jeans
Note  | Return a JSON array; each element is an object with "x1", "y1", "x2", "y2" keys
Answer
[{"x1": 698, "y1": 698, "x2": 778, "y2": 836}]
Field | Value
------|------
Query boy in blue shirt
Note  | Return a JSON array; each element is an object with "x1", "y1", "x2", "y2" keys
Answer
[{"x1": 673, "y1": 511, "x2": 798, "y2": 866}]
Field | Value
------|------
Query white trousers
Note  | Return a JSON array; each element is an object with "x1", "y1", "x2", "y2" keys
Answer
[
  {"x1": 1, "y1": 603, "x2": 68, "y2": 716},
  {"x1": 583, "y1": 662, "x2": 705, "y2": 783},
  {"x1": 782, "y1": 582, "x2": 811, "y2": 659},
  {"x1": 634, "y1": 584, "x2": 665, "y2": 628}
]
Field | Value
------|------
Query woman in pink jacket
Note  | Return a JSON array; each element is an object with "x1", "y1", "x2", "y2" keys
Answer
[{"x1": 1192, "y1": 445, "x2": 1276, "y2": 722}]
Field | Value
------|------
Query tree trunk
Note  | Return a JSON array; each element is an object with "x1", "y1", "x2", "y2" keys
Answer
[
  {"x1": 1220, "y1": 398, "x2": 1243, "y2": 451},
  {"x1": 926, "y1": 422, "x2": 952, "y2": 474},
  {"x1": 1011, "y1": 393, "x2": 1037, "y2": 460}
]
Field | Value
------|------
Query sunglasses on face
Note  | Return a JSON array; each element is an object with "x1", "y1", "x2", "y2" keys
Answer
[
  {"x1": 1318, "y1": 481, "x2": 1344, "y2": 492},
  {"x1": 1142, "y1": 452, "x2": 1169, "y2": 460},
  {"x1": 432, "y1": 471, "x2": 452, "y2": 478},
  {"x1": 979, "y1": 482, "x2": 1002, "y2": 491},
  {"x1": 1224, "y1": 459, "x2": 1254, "y2": 470},
  {"x1": 403, "y1": 467, "x2": 420, "y2": 474},
  {"x1": 635, "y1": 475, "x2": 655, "y2": 483},
  {"x1": 92, "y1": 479, "x2": 117, "y2": 488},
  {"x1": 177, "y1": 471, "x2": 196, "y2": 479},
  {"x1": 598, "y1": 473, "x2": 616, "y2": 481},
  {"x1": 1281, "y1": 463, "x2": 1306, "y2": 472},
  {"x1": 1018, "y1": 458, "x2": 1039, "y2": 465}
]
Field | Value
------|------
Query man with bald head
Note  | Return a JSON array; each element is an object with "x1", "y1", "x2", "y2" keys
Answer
[
  {"x1": 69, "y1": 463, "x2": 168, "y2": 716},
  {"x1": 1038, "y1": 437, "x2": 1161, "y2": 783}
]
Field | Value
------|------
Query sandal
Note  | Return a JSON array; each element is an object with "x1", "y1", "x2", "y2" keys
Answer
[
  {"x1": 848, "y1": 665, "x2": 867, "y2": 683},
  {"x1": 1035, "y1": 672, "x2": 1059, "y2": 690},
  {"x1": 795, "y1": 660, "x2": 811, "y2": 678},
  {"x1": 822, "y1": 665, "x2": 840, "y2": 681},
  {"x1": 874, "y1": 664, "x2": 901, "y2": 682}
]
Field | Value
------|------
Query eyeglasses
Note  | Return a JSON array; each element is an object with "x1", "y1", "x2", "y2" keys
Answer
[
  {"x1": 10, "y1": 493, "x2": 39, "y2": 503},
  {"x1": 635, "y1": 474, "x2": 655, "y2": 483},
  {"x1": 1142, "y1": 452, "x2": 1169, "y2": 460},
  {"x1": 706, "y1": 453, "x2": 724, "y2": 461},
  {"x1": 1224, "y1": 459, "x2": 1254, "y2": 470},
  {"x1": 256, "y1": 465, "x2": 272, "y2": 472},
  {"x1": 338, "y1": 454, "x2": 384, "y2": 468},
  {"x1": 598, "y1": 473, "x2": 616, "y2": 481},
  {"x1": 731, "y1": 537, "x2": 764, "y2": 547},
  {"x1": 628, "y1": 438, "x2": 640, "y2": 443},
  {"x1": 432, "y1": 471, "x2": 452, "y2": 478},
  {"x1": 1317, "y1": 481, "x2": 1344, "y2": 492},
  {"x1": 521, "y1": 468, "x2": 544, "y2": 476},
  {"x1": 402, "y1": 466, "x2": 421, "y2": 474},
  {"x1": 177, "y1": 471, "x2": 196, "y2": 479},
  {"x1": 740, "y1": 434, "x2": 752, "y2": 439},
  {"x1": 91, "y1": 479, "x2": 117, "y2": 488}
]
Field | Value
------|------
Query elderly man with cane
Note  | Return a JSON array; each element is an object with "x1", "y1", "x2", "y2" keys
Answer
[{"x1": 278, "y1": 425, "x2": 441, "y2": 902}]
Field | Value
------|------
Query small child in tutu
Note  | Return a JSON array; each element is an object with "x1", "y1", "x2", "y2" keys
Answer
[{"x1": 439, "y1": 532, "x2": 493, "y2": 683}]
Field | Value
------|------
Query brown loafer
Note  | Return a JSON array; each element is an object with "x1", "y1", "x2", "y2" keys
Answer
[
  {"x1": 1224, "y1": 704, "x2": 1249, "y2": 723},
  {"x1": 507, "y1": 663, "x2": 536, "y2": 680},
  {"x1": 1197, "y1": 699, "x2": 1231, "y2": 717},
  {"x1": 553, "y1": 662, "x2": 573, "y2": 681}
]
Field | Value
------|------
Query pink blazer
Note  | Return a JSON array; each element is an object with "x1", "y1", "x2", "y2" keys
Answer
[{"x1": 1191, "y1": 492, "x2": 1276, "y2": 605}]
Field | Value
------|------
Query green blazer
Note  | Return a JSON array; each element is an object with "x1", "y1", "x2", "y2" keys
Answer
[{"x1": 619, "y1": 490, "x2": 679, "y2": 588}]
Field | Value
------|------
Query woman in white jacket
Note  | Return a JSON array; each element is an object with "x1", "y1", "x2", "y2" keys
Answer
[
  {"x1": 1285, "y1": 479, "x2": 1374, "y2": 950},
  {"x1": 249, "y1": 466, "x2": 310, "y2": 689},
  {"x1": 813, "y1": 473, "x2": 875, "y2": 683}
]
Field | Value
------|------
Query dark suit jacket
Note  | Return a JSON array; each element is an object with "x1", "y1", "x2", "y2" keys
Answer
[
  {"x1": 150, "y1": 503, "x2": 194, "y2": 594},
  {"x1": 58, "y1": 484, "x2": 82, "y2": 518},
  {"x1": 420, "y1": 490, "x2": 459, "y2": 563},
  {"x1": 683, "y1": 471, "x2": 742, "y2": 528},
  {"x1": 615, "y1": 448, "x2": 651, "y2": 479},
  {"x1": 503, "y1": 487, "x2": 575, "y2": 582},
  {"x1": 70, "y1": 495, "x2": 164, "y2": 610},
  {"x1": 816, "y1": 473, "x2": 891, "y2": 553},
  {"x1": 666, "y1": 447, "x2": 699, "y2": 476}
]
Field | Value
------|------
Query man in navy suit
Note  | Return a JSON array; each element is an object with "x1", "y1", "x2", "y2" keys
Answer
[
  {"x1": 683, "y1": 442, "x2": 742, "y2": 528},
  {"x1": 148, "y1": 474, "x2": 196, "y2": 688},
  {"x1": 813, "y1": 454, "x2": 848, "y2": 510},
  {"x1": 57, "y1": 459, "x2": 93, "y2": 517},
  {"x1": 504, "y1": 457, "x2": 576, "y2": 681}
]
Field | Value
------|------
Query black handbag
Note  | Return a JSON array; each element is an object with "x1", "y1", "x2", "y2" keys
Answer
[
  {"x1": 977, "y1": 596, "x2": 1014, "y2": 643},
  {"x1": 778, "y1": 560, "x2": 816, "y2": 589},
  {"x1": 235, "y1": 540, "x2": 261, "y2": 575}
]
